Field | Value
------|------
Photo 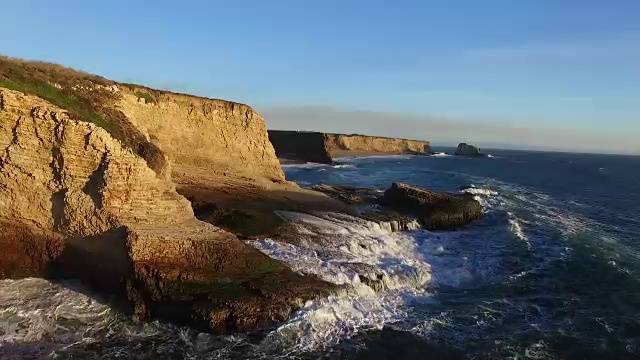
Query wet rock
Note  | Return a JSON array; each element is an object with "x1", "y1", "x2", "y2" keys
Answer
[
  {"x1": 311, "y1": 184, "x2": 380, "y2": 205},
  {"x1": 380, "y1": 182, "x2": 482, "y2": 230}
]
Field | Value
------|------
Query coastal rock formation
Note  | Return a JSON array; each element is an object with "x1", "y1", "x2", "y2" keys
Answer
[
  {"x1": 380, "y1": 182, "x2": 482, "y2": 230},
  {"x1": 115, "y1": 87, "x2": 348, "y2": 240},
  {"x1": 455, "y1": 143, "x2": 483, "y2": 157},
  {"x1": 311, "y1": 184, "x2": 381, "y2": 205},
  {"x1": 311, "y1": 182, "x2": 482, "y2": 231},
  {"x1": 0, "y1": 57, "x2": 483, "y2": 335},
  {"x1": 117, "y1": 89, "x2": 286, "y2": 184},
  {"x1": 268, "y1": 130, "x2": 432, "y2": 164},
  {"x1": 0, "y1": 88, "x2": 333, "y2": 332}
]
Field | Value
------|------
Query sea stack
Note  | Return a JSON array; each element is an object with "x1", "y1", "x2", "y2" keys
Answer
[{"x1": 455, "y1": 143, "x2": 483, "y2": 157}]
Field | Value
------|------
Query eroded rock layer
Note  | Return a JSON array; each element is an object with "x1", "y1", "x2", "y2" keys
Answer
[
  {"x1": 118, "y1": 88, "x2": 285, "y2": 183},
  {"x1": 0, "y1": 89, "x2": 333, "y2": 332}
]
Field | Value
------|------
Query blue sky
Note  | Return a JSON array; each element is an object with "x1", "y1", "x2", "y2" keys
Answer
[{"x1": 2, "y1": 0, "x2": 639, "y2": 153}]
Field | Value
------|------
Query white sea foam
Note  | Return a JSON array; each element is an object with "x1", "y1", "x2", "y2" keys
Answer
[
  {"x1": 250, "y1": 212, "x2": 432, "y2": 291},
  {"x1": 462, "y1": 186, "x2": 498, "y2": 197},
  {"x1": 0, "y1": 278, "x2": 114, "y2": 345},
  {"x1": 248, "y1": 212, "x2": 434, "y2": 349},
  {"x1": 432, "y1": 152, "x2": 451, "y2": 157},
  {"x1": 0, "y1": 278, "x2": 175, "y2": 358},
  {"x1": 335, "y1": 154, "x2": 413, "y2": 162},
  {"x1": 507, "y1": 212, "x2": 532, "y2": 249},
  {"x1": 281, "y1": 162, "x2": 329, "y2": 169},
  {"x1": 333, "y1": 164, "x2": 354, "y2": 169}
]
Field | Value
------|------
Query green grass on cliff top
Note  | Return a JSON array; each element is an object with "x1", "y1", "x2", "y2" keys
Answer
[
  {"x1": 0, "y1": 78, "x2": 118, "y2": 134},
  {"x1": 133, "y1": 91, "x2": 156, "y2": 104},
  {"x1": 0, "y1": 56, "x2": 134, "y2": 146}
]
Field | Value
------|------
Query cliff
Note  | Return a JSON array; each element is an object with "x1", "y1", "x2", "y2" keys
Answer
[
  {"x1": 117, "y1": 88, "x2": 285, "y2": 184},
  {"x1": 268, "y1": 130, "x2": 432, "y2": 164},
  {"x1": 0, "y1": 56, "x2": 285, "y2": 188},
  {"x1": 0, "y1": 56, "x2": 480, "y2": 335},
  {"x1": 0, "y1": 57, "x2": 339, "y2": 332}
]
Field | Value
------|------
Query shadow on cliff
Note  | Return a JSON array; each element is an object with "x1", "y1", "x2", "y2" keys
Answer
[{"x1": 46, "y1": 226, "x2": 137, "y2": 317}]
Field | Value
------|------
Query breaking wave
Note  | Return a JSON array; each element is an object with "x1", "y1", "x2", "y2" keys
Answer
[
  {"x1": 461, "y1": 186, "x2": 498, "y2": 197},
  {"x1": 432, "y1": 152, "x2": 451, "y2": 157},
  {"x1": 280, "y1": 162, "x2": 329, "y2": 169},
  {"x1": 3, "y1": 152, "x2": 638, "y2": 359},
  {"x1": 333, "y1": 164, "x2": 355, "y2": 169}
]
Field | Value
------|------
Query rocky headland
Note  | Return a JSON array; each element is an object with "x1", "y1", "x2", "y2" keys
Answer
[
  {"x1": 0, "y1": 56, "x2": 481, "y2": 333},
  {"x1": 268, "y1": 130, "x2": 433, "y2": 164}
]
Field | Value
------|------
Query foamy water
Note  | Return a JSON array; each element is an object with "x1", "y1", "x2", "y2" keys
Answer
[
  {"x1": 432, "y1": 152, "x2": 451, "y2": 157},
  {"x1": 0, "y1": 181, "x2": 509, "y2": 358},
  {"x1": 3, "y1": 150, "x2": 637, "y2": 358}
]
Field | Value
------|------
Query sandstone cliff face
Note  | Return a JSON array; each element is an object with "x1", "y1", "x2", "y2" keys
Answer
[
  {"x1": 269, "y1": 130, "x2": 432, "y2": 164},
  {"x1": 0, "y1": 89, "x2": 193, "y2": 236},
  {"x1": 0, "y1": 88, "x2": 332, "y2": 332},
  {"x1": 325, "y1": 133, "x2": 432, "y2": 157},
  {"x1": 118, "y1": 89, "x2": 285, "y2": 184}
]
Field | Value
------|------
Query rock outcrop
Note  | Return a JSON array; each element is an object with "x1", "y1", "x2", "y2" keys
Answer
[
  {"x1": 117, "y1": 89, "x2": 285, "y2": 184},
  {"x1": 380, "y1": 182, "x2": 482, "y2": 230},
  {"x1": 268, "y1": 130, "x2": 432, "y2": 164},
  {"x1": 0, "y1": 57, "x2": 483, "y2": 335},
  {"x1": 455, "y1": 143, "x2": 483, "y2": 157},
  {"x1": 311, "y1": 182, "x2": 482, "y2": 231},
  {"x1": 0, "y1": 88, "x2": 333, "y2": 332}
]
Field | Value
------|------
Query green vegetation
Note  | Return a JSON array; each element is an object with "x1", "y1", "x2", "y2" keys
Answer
[
  {"x1": 0, "y1": 78, "x2": 119, "y2": 136},
  {"x1": 0, "y1": 55, "x2": 166, "y2": 174},
  {"x1": 134, "y1": 91, "x2": 155, "y2": 104},
  {"x1": 0, "y1": 57, "x2": 123, "y2": 137},
  {"x1": 0, "y1": 78, "x2": 77, "y2": 108}
]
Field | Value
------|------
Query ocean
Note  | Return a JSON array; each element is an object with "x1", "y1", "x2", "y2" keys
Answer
[{"x1": 1, "y1": 149, "x2": 639, "y2": 359}]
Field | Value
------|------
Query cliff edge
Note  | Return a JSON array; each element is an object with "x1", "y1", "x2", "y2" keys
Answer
[
  {"x1": 0, "y1": 57, "x2": 338, "y2": 332},
  {"x1": 268, "y1": 130, "x2": 433, "y2": 164}
]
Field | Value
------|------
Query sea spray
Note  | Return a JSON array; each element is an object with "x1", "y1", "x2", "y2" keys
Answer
[{"x1": 248, "y1": 211, "x2": 434, "y2": 350}]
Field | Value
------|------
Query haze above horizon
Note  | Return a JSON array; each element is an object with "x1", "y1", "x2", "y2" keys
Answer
[{"x1": 2, "y1": 0, "x2": 639, "y2": 154}]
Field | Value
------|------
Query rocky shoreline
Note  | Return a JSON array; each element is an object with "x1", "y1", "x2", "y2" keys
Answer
[{"x1": 0, "y1": 57, "x2": 482, "y2": 334}]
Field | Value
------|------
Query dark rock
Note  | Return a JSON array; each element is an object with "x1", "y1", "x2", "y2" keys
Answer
[
  {"x1": 455, "y1": 143, "x2": 483, "y2": 157},
  {"x1": 380, "y1": 182, "x2": 482, "y2": 230},
  {"x1": 311, "y1": 184, "x2": 380, "y2": 205}
]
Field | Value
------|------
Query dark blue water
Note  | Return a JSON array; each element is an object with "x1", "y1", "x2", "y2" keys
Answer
[
  {"x1": 2, "y1": 149, "x2": 639, "y2": 359},
  {"x1": 283, "y1": 149, "x2": 640, "y2": 359}
]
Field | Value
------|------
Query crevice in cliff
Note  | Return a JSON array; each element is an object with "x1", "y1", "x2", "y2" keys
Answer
[
  {"x1": 2, "y1": 116, "x2": 22, "y2": 164},
  {"x1": 51, "y1": 189, "x2": 67, "y2": 231},
  {"x1": 50, "y1": 122, "x2": 65, "y2": 185},
  {"x1": 31, "y1": 117, "x2": 46, "y2": 146},
  {"x1": 0, "y1": 92, "x2": 5, "y2": 111},
  {"x1": 82, "y1": 152, "x2": 108, "y2": 210},
  {"x1": 49, "y1": 120, "x2": 68, "y2": 231}
]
